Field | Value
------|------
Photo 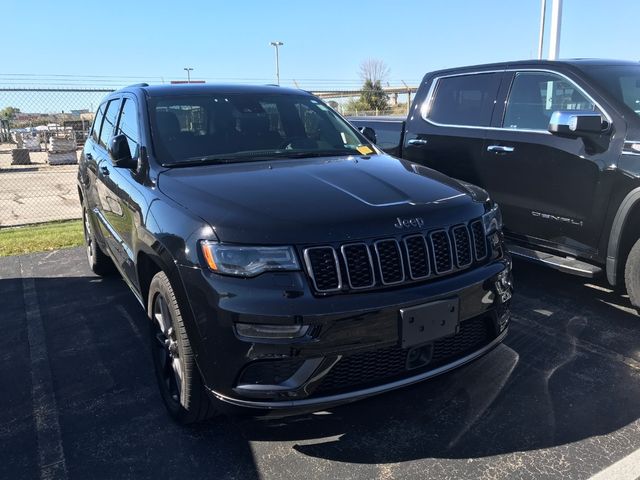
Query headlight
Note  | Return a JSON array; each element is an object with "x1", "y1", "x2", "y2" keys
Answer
[
  {"x1": 482, "y1": 204, "x2": 503, "y2": 235},
  {"x1": 201, "y1": 241, "x2": 300, "y2": 277}
]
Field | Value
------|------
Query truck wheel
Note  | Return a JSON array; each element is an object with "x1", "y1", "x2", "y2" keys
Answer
[
  {"x1": 148, "y1": 271, "x2": 217, "y2": 424},
  {"x1": 82, "y1": 206, "x2": 114, "y2": 276},
  {"x1": 624, "y1": 238, "x2": 640, "y2": 308}
]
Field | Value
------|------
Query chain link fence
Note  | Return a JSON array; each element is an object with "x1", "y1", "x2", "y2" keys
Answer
[{"x1": 0, "y1": 88, "x2": 112, "y2": 227}]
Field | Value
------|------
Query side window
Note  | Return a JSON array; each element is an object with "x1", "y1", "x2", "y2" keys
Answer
[
  {"x1": 503, "y1": 72, "x2": 597, "y2": 130},
  {"x1": 426, "y1": 73, "x2": 502, "y2": 127},
  {"x1": 98, "y1": 99, "x2": 120, "y2": 148},
  {"x1": 116, "y1": 98, "x2": 140, "y2": 158},
  {"x1": 91, "y1": 103, "x2": 106, "y2": 142}
]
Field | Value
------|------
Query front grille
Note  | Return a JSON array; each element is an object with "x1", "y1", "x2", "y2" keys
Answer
[
  {"x1": 452, "y1": 225, "x2": 472, "y2": 268},
  {"x1": 314, "y1": 316, "x2": 493, "y2": 395},
  {"x1": 341, "y1": 243, "x2": 375, "y2": 289},
  {"x1": 470, "y1": 220, "x2": 488, "y2": 261},
  {"x1": 404, "y1": 235, "x2": 430, "y2": 279},
  {"x1": 430, "y1": 230, "x2": 453, "y2": 273},
  {"x1": 375, "y1": 239, "x2": 405, "y2": 284},
  {"x1": 304, "y1": 247, "x2": 341, "y2": 292},
  {"x1": 303, "y1": 218, "x2": 489, "y2": 294}
]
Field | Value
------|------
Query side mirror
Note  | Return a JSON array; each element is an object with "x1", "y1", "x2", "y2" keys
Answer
[
  {"x1": 548, "y1": 111, "x2": 604, "y2": 138},
  {"x1": 109, "y1": 134, "x2": 136, "y2": 168},
  {"x1": 359, "y1": 126, "x2": 377, "y2": 144}
]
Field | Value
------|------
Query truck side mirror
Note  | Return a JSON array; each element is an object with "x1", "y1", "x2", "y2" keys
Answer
[
  {"x1": 359, "y1": 126, "x2": 377, "y2": 144},
  {"x1": 109, "y1": 134, "x2": 136, "y2": 168},
  {"x1": 548, "y1": 111, "x2": 605, "y2": 138}
]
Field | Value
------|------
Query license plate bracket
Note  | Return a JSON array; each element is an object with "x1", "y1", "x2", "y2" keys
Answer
[{"x1": 399, "y1": 298, "x2": 460, "y2": 349}]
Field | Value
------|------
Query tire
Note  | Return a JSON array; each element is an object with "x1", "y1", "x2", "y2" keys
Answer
[
  {"x1": 148, "y1": 271, "x2": 217, "y2": 424},
  {"x1": 625, "y1": 238, "x2": 640, "y2": 308},
  {"x1": 82, "y1": 205, "x2": 114, "y2": 276}
]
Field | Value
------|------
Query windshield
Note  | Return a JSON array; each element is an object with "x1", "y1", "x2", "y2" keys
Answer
[
  {"x1": 149, "y1": 92, "x2": 374, "y2": 166},
  {"x1": 581, "y1": 64, "x2": 640, "y2": 118}
]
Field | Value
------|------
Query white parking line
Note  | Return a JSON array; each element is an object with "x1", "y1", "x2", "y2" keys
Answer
[
  {"x1": 20, "y1": 258, "x2": 68, "y2": 480},
  {"x1": 588, "y1": 446, "x2": 640, "y2": 480}
]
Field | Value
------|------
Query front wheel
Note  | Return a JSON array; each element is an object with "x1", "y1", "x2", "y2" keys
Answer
[
  {"x1": 148, "y1": 271, "x2": 218, "y2": 424},
  {"x1": 624, "y1": 238, "x2": 640, "y2": 308},
  {"x1": 82, "y1": 205, "x2": 114, "y2": 276}
]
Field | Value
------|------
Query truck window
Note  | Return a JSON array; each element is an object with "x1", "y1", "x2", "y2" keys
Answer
[
  {"x1": 426, "y1": 73, "x2": 501, "y2": 127},
  {"x1": 581, "y1": 64, "x2": 640, "y2": 117},
  {"x1": 503, "y1": 72, "x2": 597, "y2": 131},
  {"x1": 366, "y1": 121, "x2": 403, "y2": 150}
]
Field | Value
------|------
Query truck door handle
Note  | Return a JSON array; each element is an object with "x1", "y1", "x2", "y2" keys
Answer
[
  {"x1": 487, "y1": 145, "x2": 515, "y2": 153},
  {"x1": 408, "y1": 138, "x2": 428, "y2": 146},
  {"x1": 100, "y1": 166, "x2": 110, "y2": 176}
]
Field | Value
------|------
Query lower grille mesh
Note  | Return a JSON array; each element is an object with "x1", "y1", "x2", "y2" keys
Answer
[{"x1": 314, "y1": 316, "x2": 493, "y2": 395}]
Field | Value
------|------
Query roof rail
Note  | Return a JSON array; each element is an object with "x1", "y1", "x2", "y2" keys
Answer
[
  {"x1": 264, "y1": 84, "x2": 279, "y2": 87},
  {"x1": 127, "y1": 83, "x2": 149, "y2": 88}
]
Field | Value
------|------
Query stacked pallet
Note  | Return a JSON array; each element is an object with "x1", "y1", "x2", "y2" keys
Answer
[{"x1": 47, "y1": 135, "x2": 77, "y2": 165}]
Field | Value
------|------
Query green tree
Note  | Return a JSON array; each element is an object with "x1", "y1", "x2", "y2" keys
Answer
[
  {"x1": 359, "y1": 79, "x2": 389, "y2": 111},
  {"x1": 354, "y1": 58, "x2": 390, "y2": 112},
  {"x1": 0, "y1": 106, "x2": 20, "y2": 120}
]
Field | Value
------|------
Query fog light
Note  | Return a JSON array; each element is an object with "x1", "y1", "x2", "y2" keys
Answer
[{"x1": 235, "y1": 323, "x2": 310, "y2": 339}]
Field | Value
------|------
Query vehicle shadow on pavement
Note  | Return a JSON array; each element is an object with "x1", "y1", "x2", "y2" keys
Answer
[
  {"x1": 3, "y1": 251, "x2": 640, "y2": 478},
  {"x1": 0, "y1": 268, "x2": 261, "y2": 480},
  {"x1": 237, "y1": 261, "x2": 640, "y2": 464}
]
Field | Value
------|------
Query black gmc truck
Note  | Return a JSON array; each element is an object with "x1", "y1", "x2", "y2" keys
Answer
[
  {"x1": 350, "y1": 59, "x2": 640, "y2": 307},
  {"x1": 78, "y1": 83, "x2": 512, "y2": 423}
]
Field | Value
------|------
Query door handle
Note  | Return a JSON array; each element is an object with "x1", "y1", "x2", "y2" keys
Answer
[
  {"x1": 100, "y1": 166, "x2": 110, "y2": 176},
  {"x1": 408, "y1": 138, "x2": 428, "y2": 146},
  {"x1": 487, "y1": 145, "x2": 515, "y2": 153}
]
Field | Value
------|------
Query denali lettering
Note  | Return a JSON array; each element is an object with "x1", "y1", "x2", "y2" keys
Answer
[
  {"x1": 394, "y1": 217, "x2": 425, "y2": 229},
  {"x1": 531, "y1": 211, "x2": 583, "y2": 227}
]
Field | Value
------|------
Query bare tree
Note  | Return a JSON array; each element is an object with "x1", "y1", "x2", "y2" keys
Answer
[{"x1": 359, "y1": 58, "x2": 390, "y2": 84}]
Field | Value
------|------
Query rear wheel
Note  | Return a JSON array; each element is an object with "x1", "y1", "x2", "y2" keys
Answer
[
  {"x1": 82, "y1": 205, "x2": 114, "y2": 276},
  {"x1": 148, "y1": 271, "x2": 217, "y2": 424},
  {"x1": 624, "y1": 238, "x2": 640, "y2": 308}
]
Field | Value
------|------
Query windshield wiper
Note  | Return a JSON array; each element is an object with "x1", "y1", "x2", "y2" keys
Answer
[{"x1": 162, "y1": 149, "x2": 364, "y2": 167}]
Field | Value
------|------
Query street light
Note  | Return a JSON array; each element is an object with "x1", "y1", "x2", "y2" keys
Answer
[
  {"x1": 184, "y1": 67, "x2": 194, "y2": 83},
  {"x1": 269, "y1": 41, "x2": 283, "y2": 86}
]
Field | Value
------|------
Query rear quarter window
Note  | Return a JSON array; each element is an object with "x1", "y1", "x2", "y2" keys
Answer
[{"x1": 425, "y1": 73, "x2": 502, "y2": 127}]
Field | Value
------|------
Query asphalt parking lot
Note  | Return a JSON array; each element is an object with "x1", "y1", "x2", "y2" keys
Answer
[{"x1": 2, "y1": 248, "x2": 640, "y2": 480}]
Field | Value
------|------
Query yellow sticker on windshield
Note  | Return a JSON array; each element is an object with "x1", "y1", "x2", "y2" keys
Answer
[{"x1": 356, "y1": 145, "x2": 373, "y2": 155}]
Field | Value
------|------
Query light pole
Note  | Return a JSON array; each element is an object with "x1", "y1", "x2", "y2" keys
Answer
[
  {"x1": 269, "y1": 41, "x2": 283, "y2": 85},
  {"x1": 548, "y1": 0, "x2": 562, "y2": 60},
  {"x1": 184, "y1": 67, "x2": 194, "y2": 83}
]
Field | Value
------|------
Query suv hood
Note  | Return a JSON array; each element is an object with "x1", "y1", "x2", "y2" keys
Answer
[{"x1": 157, "y1": 155, "x2": 487, "y2": 244}]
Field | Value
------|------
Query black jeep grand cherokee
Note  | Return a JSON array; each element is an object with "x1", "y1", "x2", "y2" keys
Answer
[{"x1": 78, "y1": 83, "x2": 512, "y2": 423}]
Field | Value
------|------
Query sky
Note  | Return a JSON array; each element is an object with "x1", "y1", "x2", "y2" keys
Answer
[
  {"x1": 2, "y1": 0, "x2": 639, "y2": 90},
  {"x1": 1, "y1": 0, "x2": 639, "y2": 116}
]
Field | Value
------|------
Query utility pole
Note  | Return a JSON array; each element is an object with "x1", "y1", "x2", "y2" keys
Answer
[
  {"x1": 269, "y1": 41, "x2": 283, "y2": 85},
  {"x1": 184, "y1": 67, "x2": 193, "y2": 83},
  {"x1": 548, "y1": 0, "x2": 562, "y2": 60},
  {"x1": 537, "y1": 0, "x2": 546, "y2": 59}
]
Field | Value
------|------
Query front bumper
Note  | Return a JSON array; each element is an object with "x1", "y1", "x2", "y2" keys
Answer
[{"x1": 177, "y1": 256, "x2": 512, "y2": 412}]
